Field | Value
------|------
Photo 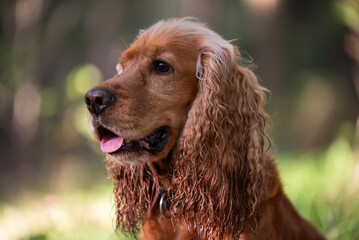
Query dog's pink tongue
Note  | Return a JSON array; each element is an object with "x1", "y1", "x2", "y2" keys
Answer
[{"x1": 101, "y1": 134, "x2": 124, "y2": 153}]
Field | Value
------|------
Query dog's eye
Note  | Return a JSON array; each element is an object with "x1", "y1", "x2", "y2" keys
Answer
[{"x1": 152, "y1": 60, "x2": 172, "y2": 74}]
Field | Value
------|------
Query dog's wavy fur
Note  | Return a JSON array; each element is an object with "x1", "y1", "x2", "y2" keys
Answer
[{"x1": 88, "y1": 18, "x2": 324, "y2": 240}]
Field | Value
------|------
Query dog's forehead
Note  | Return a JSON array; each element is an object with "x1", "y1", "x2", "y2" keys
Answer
[{"x1": 121, "y1": 31, "x2": 199, "y2": 65}]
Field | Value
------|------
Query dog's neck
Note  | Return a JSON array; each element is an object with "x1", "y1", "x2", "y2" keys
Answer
[{"x1": 153, "y1": 150, "x2": 173, "y2": 173}]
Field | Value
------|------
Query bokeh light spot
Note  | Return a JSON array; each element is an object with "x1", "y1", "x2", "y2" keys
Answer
[
  {"x1": 66, "y1": 64, "x2": 102, "y2": 101},
  {"x1": 74, "y1": 103, "x2": 93, "y2": 140}
]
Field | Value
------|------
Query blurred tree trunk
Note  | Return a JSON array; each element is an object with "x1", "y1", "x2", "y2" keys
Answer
[
  {"x1": 351, "y1": 33, "x2": 359, "y2": 193},
  {"x1": 244, "y1": 0, "x2": 284, "y2": 97}
]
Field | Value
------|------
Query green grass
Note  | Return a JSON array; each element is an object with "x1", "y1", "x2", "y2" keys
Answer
[
  {"x1": 278, "y1": 133, "x2": 359, "y2": 240},
  {"x1": 0, "y1": 131, "x2": 358, "y2": 239},
  {"x1": 0, "y1": 184, "x2": 130, "y2": 240}
]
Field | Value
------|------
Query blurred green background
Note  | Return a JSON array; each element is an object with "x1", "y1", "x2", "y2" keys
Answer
[{"x1": 0, "y1": 0, "x2": 358, "y2": 239}]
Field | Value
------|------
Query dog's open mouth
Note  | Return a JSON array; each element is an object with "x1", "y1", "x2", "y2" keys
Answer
[{"x1": 97, "y1": 126, "x2": 169, "y2": 155}]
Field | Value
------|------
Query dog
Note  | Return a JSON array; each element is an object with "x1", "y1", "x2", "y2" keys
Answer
[{"x1": 85, "y1": 18, "x2": 324, "y2": 240}]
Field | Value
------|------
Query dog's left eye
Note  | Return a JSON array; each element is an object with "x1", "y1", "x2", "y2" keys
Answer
[{"x1": 152, "y1": 60, "x2": 172, "y2": 74}]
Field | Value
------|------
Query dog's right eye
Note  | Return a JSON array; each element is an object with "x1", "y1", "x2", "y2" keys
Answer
[{"x1": 152, "y1": 60, "x2": 172, "y2": 74}]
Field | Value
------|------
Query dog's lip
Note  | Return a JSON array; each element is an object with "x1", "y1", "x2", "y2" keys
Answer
[{"x1": 94, "y1": 123, "x2": 169, "y2": 154}]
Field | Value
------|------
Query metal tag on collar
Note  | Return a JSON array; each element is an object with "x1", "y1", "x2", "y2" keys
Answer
[{"x1": 159, "y1": 190, "x2": 171, "y2": 218}]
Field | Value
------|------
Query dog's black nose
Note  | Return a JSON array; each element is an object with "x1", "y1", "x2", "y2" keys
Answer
[{"x1": 85, "y1": 89, "x2": 115, "y2": 115}]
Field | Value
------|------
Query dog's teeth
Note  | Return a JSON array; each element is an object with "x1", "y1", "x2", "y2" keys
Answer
[{"x1": 140, "y1": 140, "x2": 150, "y2": 150}]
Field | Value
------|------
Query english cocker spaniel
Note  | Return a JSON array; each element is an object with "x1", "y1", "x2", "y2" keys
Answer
[{"x1": 85, "y1": 18, "x2": 324, "y2": 240}]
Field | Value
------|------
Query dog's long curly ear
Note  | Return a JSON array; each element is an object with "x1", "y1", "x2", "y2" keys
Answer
[{"x1": 171, "y1": 42, "x2": 268, "y2": 239}]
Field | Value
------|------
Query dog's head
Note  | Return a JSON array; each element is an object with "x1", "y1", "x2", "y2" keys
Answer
[{"x1": 85, "y1": 19, "x2": 202, "y2": 166}]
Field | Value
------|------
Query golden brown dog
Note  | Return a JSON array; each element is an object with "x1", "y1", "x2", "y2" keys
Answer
[{"x1": 85, "y1": 18, "x2": 324, "y2": 240}]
